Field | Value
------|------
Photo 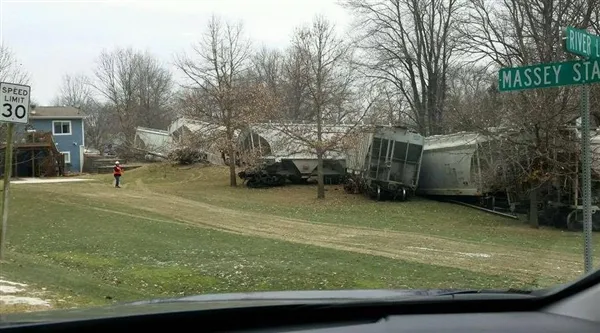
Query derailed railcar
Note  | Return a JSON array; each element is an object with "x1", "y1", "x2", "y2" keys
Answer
[
  {"x1": 416, "y1": 131, "x2": 518, "y2": 214},
  {"x1": 417, "y1": 129, "x2": 600, "y2": 230},
  {"x1": 416, "y1": 130, "x2": 545, "y2": 221},
  {"x1": 417, "y1": 132, "x2": 511, "y2": 197},
  {"x1": 344, "y1": 126, "x2": 425, "y2": 201},
  {"x1": 237, "y1": 124, "x2": 348, "y2": 187}
]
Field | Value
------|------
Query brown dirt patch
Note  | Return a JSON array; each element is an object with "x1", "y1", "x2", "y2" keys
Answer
[{"x1": 39, "y1": 181, "x2": 585, "y2": 285}]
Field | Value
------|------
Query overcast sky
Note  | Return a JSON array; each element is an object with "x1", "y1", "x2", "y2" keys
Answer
[{"x1": 0, "y1": 0, "x2": 352, "y2": 104}]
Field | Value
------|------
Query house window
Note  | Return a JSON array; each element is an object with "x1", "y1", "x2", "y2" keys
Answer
[
  {"x1": 61, "y1": 151, "x2": 71, "y2": 164},
  {"x1": 53, "y1": 121, "x2": 72, "y2": 135}
]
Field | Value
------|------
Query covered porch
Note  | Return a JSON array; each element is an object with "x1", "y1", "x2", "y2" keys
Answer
[{"x1": 0, "y1": 131, "x2": 65, "y2": 178}]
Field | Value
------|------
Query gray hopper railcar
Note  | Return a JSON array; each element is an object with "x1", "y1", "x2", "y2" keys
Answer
[
  {"x1": 344, "y1": 126, "x2": 425, "y2": 201},
  {"x1": 417, "y1": 130, "x2": 600, "y2": 230},
  {"x1": 417, "y1": 131, "x2": 524, "y2": 217},
  {"x1": 417, "y1": 132, "x2": 499, "y2": 195}
]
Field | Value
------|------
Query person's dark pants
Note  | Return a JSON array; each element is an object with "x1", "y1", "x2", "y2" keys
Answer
[{"x1": 114, "y1": 175, "x2": 121, "y2": 187}]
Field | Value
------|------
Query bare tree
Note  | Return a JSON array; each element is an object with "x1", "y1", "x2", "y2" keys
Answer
[
  {"x1": 86, "y1": 104, "x2": 115, "y2": 150},
  {"x1": 92, "y1": 48, "x2": 140, "y2": 142},
  {"x1": 91, "y1": 48, "x2": 174, "y2": 145},
  {"x1": 54, "y1": 74, "x2": 94, "y2": 107},
  {"x1": 175, "y1": 15, "x2": 277, "y2": 186},
  {"x1": 443, "y1": 65, "x2": 503, "y2": 133},
  {"x1": 134, "y1": 54, "x2": 175, "y2": 130},
  {"x1": 457, "y1": 0, "x2": 598, "y2": 227},
  {"x1": 343, "y1": 0, "x2": 464, "y2": 135},
  {"x1": 273, "y1": 16, "x2": 372, "y2": 199},
  {"x1": 0, "y1": 45, "x2": 30, "y2": 139},
  {"x1": 365, "y1": 81, "x2": 411, "y2": 126},
  {"x1": 54, "y1": 74, "x2": 115, "y2": 149},
  {"x1": 251, "y1": 46, "x2": 283, "y2": 98},
  {"x1": 0, "y1": 45, "x2": 29, "y2": 85},
  {"x1": 280, "y1": 44, "x2": 313, "y2": 121}
]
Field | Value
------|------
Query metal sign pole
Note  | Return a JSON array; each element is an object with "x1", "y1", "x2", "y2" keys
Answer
[
  {"x1": 504, "y1": 27, "x2": 598, "y2": 273},
  {"x1": 581, "y1": 83, "x2": 593, "y2": 273},
  {"x1": 0, "y1": 123, "x2": 15, "y2": 261},
  {"x1": 0, "y1": 82, "x2": 30, "y2": 262}
]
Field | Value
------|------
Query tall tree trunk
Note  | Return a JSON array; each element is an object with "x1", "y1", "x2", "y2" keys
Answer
[
  {"x1": 228, "y1": 143, "x2": 237, "y2": 187},
  {"x1": 317, "y1": 151, "x2": 325, "y2": 199},
  {"x1": 529, "y1": 187, "x2": 539, "y2": 228},
  {"x1": 418, "y1": 110, "x2": 427, "y2": 135},
  {"x1": 316, "y1": 100, "x2": 324, "y2": 199},
  {"x1": 316, "y1": 70, "x2": 324, "y2": 199}
]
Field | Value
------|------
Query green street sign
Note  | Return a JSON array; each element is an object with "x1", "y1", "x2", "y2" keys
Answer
[
  {"x1": 565, "y1": 27, "x2": 600, "y2": 59},
  {"x1": 498, "y1": 58, "x2": 600, "y2": 92}
]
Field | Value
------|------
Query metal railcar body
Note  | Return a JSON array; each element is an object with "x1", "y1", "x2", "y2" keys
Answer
[
  {"x1": 344, "y1": 126, "x2": 425, "y2": 201},
  {"x1": 418, "y1": 132, "x2": 492, "y2": 196},
  {"x1": 418, "y1": 129, "x2": 600, "y2": 230},
  {"x1": 237, "y1": 124, "x2": 348, "y2": 187},
  {"x1": 417, "y1": 131, "x2": 518, "y2": 214}
]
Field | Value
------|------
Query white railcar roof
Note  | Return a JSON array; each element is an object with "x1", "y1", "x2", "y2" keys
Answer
[
  {"x1": 424, "y1": 132, "x2": 487, "y2": 150},
  {"x1": 243, "y1": 123, "x2": 363, "y2": 159},
  {"x1": 136, "y1": 127, "x2": 170, "y2": 136},
  {"x1": 168, "y1": 117, "x2": 240, "y2": 139},
  {"x1": 424, "y1": 127, "x2": 515, "y2": 150},
  {"x1": 135, "y1": 127, "x2": 174, "y2": 153}
]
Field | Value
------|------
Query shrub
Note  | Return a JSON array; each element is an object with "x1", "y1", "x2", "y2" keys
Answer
[{"x1": 168, "y1": 147, "x2": 208, "y2": 165}]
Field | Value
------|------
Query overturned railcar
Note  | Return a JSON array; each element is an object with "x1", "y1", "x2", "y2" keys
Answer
[{"x1": 344, "y1": 126, "x2": 425, "y2": 201}]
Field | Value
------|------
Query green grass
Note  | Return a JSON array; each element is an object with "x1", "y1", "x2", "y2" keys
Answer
[
  {"x1": 126, "y1": 165, "x2": 600, "y2": 255},
  {"x1": 0, "y1": 164, "x2": 594, "y2": 310},
  {"x1": 1, "y1": 186, "x2": 520, "y2": 308}
]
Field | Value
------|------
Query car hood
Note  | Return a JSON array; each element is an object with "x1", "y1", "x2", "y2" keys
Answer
[{"x1": 0, "y1": 289, "x2": 471, "y2": 326}]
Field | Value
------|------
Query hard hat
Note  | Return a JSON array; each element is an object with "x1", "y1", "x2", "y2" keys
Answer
[{"x1": 115, "y1": 161, "x2": 120, "y2": 165}]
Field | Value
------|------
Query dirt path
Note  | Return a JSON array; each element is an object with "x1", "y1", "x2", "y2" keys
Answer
[{"x1": 39, "y1": 181, "x2": 585, "y2": 285}]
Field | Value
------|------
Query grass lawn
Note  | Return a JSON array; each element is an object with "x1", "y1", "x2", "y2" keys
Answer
[
  {"x1": 132, "y1": 165, "x2": 600, "y2": 256},
  {"x1": 0, "y1": 164, "x2": 596, "y2": 311}
]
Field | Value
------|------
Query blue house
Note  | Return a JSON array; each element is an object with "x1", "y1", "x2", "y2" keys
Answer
[{"x1": 21, "y1": 106, "x2": 86, "y2": 174}]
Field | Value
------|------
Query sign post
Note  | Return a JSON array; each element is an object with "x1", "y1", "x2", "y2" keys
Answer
[
  {"x1": 0, "y1": 123, "x2": 14, "y2": 261},
  {"x1": 0, "y1": 82, "x2": 30, "y2": 261},
  {"x1": 565, "y1": 26, "x2": 599, "y2": 274},
  {"x1": 581, "y1": 83, "x2": 593, "y2": 273},
  {"x1": 498, "y1": 27, "x2": 600, "y2": 273}
]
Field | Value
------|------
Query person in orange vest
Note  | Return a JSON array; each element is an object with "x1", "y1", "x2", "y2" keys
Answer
[{"x1": 113, "y1": 161, "x2": 124, "y2": 188}]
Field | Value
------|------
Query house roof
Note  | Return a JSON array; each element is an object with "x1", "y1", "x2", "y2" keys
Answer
[{"x1": 29, "y1": 106, "x2": 85, "y2": 119}]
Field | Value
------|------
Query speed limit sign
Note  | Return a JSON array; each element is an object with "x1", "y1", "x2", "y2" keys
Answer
[{"x1": 0, "y1": 82, "x2": 30, "y2": 124}]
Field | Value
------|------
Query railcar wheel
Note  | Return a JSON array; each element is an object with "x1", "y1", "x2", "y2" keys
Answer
[
  {"x1": 567, "y1": 210, "x2": 583, "y2": 231},
  {"x1": 400, "y1": 188, "x2": 407, "y2": 201},
  {"x1": 367, "y1": 186, "x2": 377, "y2": 200},
  {"x1": 277, "y1": 175, "x2": 287, "y2": 186},
  {"x1": 567, "y1": 210, "x2": 600, "y2": 231},
  {"x1": 344, "y1": 178, "x2": 359, "y2": 194},
  {"x1": 247, "y1": 178, "x2": 259, "y2": 188}
]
